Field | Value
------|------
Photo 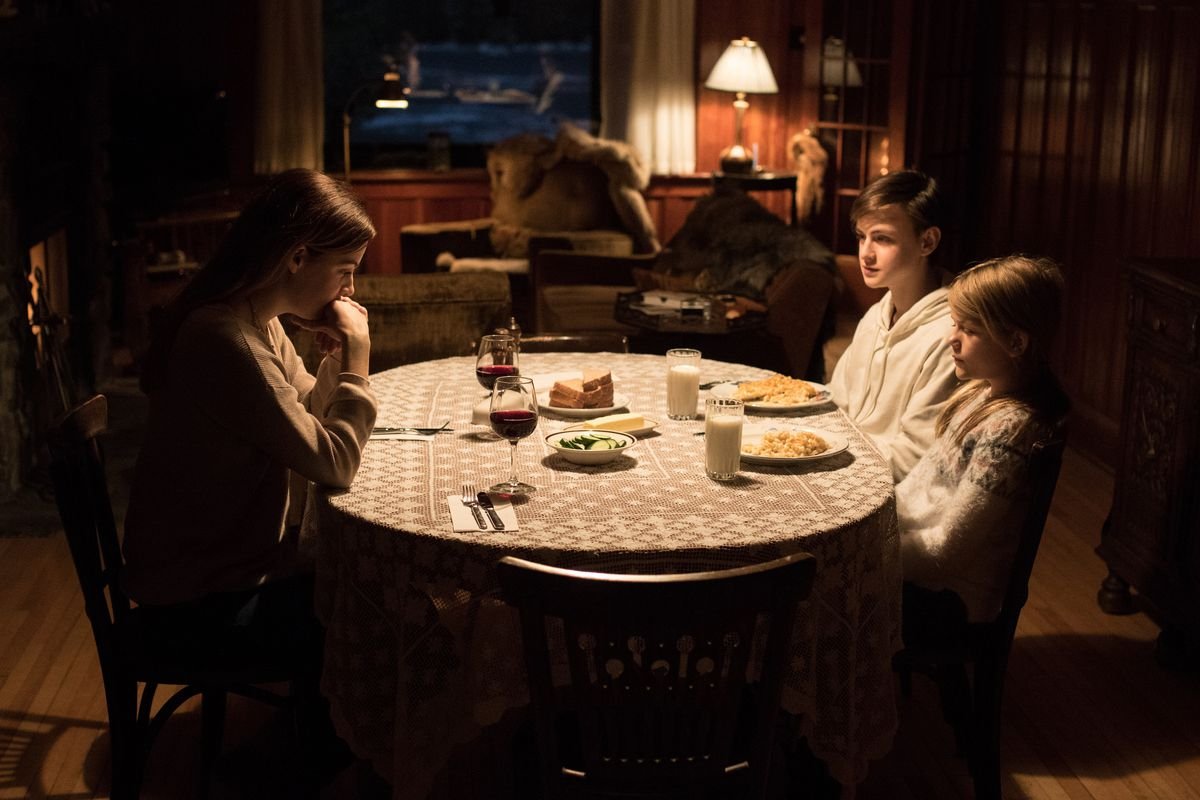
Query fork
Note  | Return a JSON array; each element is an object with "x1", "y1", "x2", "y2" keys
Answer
[{"x1": 461, "y1": 484, "x2": 487, "y2": 530}]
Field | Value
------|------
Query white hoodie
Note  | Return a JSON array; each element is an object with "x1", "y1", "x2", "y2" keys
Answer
[{"x1": 829, "y1": 288, "x2": 959, "y2": 481}]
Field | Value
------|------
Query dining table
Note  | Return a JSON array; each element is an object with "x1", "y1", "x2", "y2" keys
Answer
[{"x1": 308, "y1": 352, "x2": 902, "y2": 799}]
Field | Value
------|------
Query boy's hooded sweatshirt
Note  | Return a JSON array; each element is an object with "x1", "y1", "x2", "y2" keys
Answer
[{"x1": 829, "y1": 287, "x2": 959, "y2": 481}]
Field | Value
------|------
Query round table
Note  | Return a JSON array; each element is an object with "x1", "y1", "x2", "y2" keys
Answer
[{"x1": 311, "y1": 353, "x2": 901, "y2": 798}]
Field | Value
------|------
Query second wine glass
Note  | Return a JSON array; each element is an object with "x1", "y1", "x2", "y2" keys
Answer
[
  {"x1": 489, "y1": 375, "x2": 538, "y2": 495},
  {"x1": 476, "y1": 334, "x2": 519, "y2": 392}
]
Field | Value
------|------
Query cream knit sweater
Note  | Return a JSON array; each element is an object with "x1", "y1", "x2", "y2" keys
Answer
[
  {"x1": 122, "y1": 305, "x2": 378, "y2": 606},
  {"x1": 829, "y1": 288, "x2": 959, "y2": 481},
  {"x1": 897, "y1": 391, "x2": 1054, "y2": 622}
]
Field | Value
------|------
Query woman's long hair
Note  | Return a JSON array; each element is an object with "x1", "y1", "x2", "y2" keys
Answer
[
  {"x1": 141, "y1": 169, "x2": 375, "y2": 393},
  {"x1": 936, "y1": 255, "x2": 1071, "y2": 445}
]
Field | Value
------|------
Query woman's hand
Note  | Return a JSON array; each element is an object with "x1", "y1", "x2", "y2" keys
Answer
[{"x1": 292, "y1": 297, "x2": 371, "y2": 376}]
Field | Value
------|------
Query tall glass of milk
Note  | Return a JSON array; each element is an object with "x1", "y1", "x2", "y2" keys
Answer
[
  {"x1": 704, "y1": 397, "x2": 744, "y2": 481},
  {"x1": 666, "y1": 348, "x2": 701, "y2": 420}
]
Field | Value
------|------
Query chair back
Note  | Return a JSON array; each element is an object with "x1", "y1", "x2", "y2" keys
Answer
[
  {"x1": 518, "y1": 333, "x2": 629, "y2": 354},
  {"x1": 497, "y1": 552, "x2": 816, "y2": 799},
  {"x1": 46, "y1": 395, "x2": 130, "y2": 677},
  {"x1": 991, "y1": 429, "x2": 1067, "y2": 640}
]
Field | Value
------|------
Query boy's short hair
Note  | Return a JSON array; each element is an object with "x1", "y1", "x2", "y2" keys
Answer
[{"x1": 849, "y1": 170, "x2": 943, "y2": 234}]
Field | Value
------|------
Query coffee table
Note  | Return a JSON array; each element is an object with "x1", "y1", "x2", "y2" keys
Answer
[{"x1": 613, "y1": 290, "x2": 789, "y2": 373}]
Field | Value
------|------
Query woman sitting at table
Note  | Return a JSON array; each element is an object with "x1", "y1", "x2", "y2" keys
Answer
[
  {"x1": 897, "y1": 255, "x2": 1069, "y2": 630},
  {"x1": 828, "y1": 170, "x2": 959, "y2": 481},
  {"x1": 121, "y1": 169, "x2": 378, "y2": 760}
]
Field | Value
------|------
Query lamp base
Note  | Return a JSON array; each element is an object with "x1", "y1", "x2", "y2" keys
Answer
[{"x1": 718, "y1": 144, "x2": 755, "y2": 175}]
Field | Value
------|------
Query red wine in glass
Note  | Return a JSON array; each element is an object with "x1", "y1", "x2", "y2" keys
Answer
[
  {"x1": 489, "y1": 408, "x2": 538, "y2": 441},
  {"x1": 489, "y1": 375, "x2": 538, "y2": 495},
  {"x1": 476, "y1": 364, "x2": 519, "y2": 390}
]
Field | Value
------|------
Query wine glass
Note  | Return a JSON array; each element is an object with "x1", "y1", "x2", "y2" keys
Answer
[
  {"x1": 489, "y1": 375, "x2": 539, "y2": 495},
  {"x1": 476, "y1": 334, "x2": 519, "y2": 393}
]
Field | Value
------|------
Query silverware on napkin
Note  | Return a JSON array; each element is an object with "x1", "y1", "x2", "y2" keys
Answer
[
  {"x1": 477, "y1": 492, "x2": 505, "y2": 530},
  {"x1": 373, "y1": 423, "x2": 453, "y2": 435}
]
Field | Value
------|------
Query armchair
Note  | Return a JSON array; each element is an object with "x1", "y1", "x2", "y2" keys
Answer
[
  {"x1": 400, "y1": 124, "x2": 659, "y2": 325},
  {"x1": 532, "y1": 190, "x2": 838, "y2": 381}
]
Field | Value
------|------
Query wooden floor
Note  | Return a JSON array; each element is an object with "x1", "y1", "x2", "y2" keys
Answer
[{"x1": 1, "y1": 411, "x2": 1198, "y2": 797}]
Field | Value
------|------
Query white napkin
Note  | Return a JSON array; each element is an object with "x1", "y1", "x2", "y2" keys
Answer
[
  {"x1": 446, "y1": 494, "x2": 519, "y2": 532},
  {"x1": 370, "y1": 431, "x2": 435, "y2": 441}
]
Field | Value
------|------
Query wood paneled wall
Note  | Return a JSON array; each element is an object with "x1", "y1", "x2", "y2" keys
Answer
[{"x1": 909, "y1": 0, "x2": 1200, "y2": 465}]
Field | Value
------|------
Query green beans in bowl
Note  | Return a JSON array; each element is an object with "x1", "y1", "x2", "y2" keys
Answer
[{"x1": 545, "y1": 430, "x2": 637, "y2": 465}]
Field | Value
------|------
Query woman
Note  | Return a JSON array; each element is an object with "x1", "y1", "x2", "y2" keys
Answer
[{"x1": 123, "y1": 167, "x2": 377, "y2": 628}]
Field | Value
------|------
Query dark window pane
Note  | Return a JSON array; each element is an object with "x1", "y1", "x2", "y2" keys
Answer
[
  {"x1": 325, "y1": 0, "x2": 597, "y2": 170},
  {"x1": 840, "y1": 129, "x2": 864, "y2": 189},
  {"x1": 866, "y1": 63, "x2": 891, "y2": 126}
]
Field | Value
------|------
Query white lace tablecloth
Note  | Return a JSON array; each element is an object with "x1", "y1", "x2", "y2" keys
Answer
[{"x1": 312, "y1": 353, "x2": 901, "y2": 797}]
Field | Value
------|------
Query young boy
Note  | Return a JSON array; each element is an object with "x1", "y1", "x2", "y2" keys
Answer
[{"x1": 827, "y1": 170, "x2": 959, "y2": 481}]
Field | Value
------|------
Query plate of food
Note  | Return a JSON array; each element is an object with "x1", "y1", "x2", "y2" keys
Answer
[
  {"x1": 739, "y1": 426, "x2": 849, "y2": 465},
  {"x1": 561, "y1": 412, "x2": 659, "y2": 438},
  {"x1": 731, "y1": 374, "x2": 833, "y2": 412},
  {"x1": 537, "y1": 369, "x2": 630, "y2": 418}
]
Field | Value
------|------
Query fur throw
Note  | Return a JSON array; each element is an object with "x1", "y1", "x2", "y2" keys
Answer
[
  {"x1": 486, "y1": 123, "x2": 658, "y2": 258},
  {"x1": 655, "y1": 190, "x2": 835, "y2": 301}
]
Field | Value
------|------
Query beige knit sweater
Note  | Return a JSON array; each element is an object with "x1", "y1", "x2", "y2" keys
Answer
[
  {"x1": 121, "y1": 305, "x2": 378, "y2": 606},
  {"x1": 896, "y1": 391, "x2": 1053, "y2": 622}
]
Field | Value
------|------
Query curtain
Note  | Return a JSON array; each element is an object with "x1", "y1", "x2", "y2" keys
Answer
[
  {"x1": 599, "y1": 0, "x2": 696, "y2": 176},
  {"x1": 254, "y1": 0, "x2": 324, "y2": 174}
]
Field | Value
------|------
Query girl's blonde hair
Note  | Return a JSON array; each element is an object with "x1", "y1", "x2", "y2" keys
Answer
[{"x1": 936, "y1": 254, "x2": 1070, "y2": 444}]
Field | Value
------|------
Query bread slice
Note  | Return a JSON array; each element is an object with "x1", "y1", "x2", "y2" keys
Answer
[{"x1": 550, "y1": 370, "x2": 614, "y2": 409}]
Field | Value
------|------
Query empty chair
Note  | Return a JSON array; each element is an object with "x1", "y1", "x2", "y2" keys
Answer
[
  {"x1": 47, "y1": 395, "x2": 299, "y2": 799},
  {"x1": 893, "y1": 433, "x2": 1067, "y2": 800},
  {"x1": 497, "y1": 552, "x2": 817, "y2": 800},
  {"x1": 517, "y1": 332, "x2": 630, "y2": 353}
]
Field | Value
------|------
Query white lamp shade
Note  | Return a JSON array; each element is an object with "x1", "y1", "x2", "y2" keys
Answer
[
  {"x1": 821, "y1": 37, "x2": 864, "y2": 88},
  {"x1": 704, "y1": 37, "x2": 779, "y2": 94}
]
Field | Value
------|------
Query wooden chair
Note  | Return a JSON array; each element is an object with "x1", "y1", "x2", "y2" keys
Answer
[
  {"x1": 518, "y1": 332, "x2": 630, "y2": 353},
  {"x1": 892, "y1": 433, "x2": 1068, "y2": 800},
  {"x1": 497, "y1": 552, "x2": 817, "y2": 800},
  {"x1": 47, "y1": 395, "x2": 299, "y2": 799}
]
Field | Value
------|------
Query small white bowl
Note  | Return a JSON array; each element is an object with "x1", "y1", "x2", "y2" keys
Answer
[{"x1": 545, "y1": 429, "x2": 637, "y2": 465}]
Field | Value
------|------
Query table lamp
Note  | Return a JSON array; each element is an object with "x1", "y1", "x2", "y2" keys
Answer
[
  {"x1": 820, "y1": 37, "x2": 863, "y2": 119},
  {"x1": 342, "y1": 71, "x2": 410, "y2": 183},
  {"x1": 704, "y1": 37, "x2": 778, "y2": 174}
]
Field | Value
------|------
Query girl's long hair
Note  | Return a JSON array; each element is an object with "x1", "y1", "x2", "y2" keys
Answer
[
  {"x1": 141, "y1": 169, "x2": 375, "y2": 393},
  {"x1": 936, "y1": 255, "x2": 1071, "y2": 445}
]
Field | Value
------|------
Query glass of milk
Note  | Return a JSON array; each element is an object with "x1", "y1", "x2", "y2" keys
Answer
[
  {"x1": 666, "y1": 348, "x2": 701, "y2": 420},
  {"x1": 704, "y1": 397, "x2": 744, "y2": 481}
]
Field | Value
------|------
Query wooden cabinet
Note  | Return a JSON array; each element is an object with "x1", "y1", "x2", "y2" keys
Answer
[{"x1": 1097, "y1": 259, "x2": 1200, "y2": 668}]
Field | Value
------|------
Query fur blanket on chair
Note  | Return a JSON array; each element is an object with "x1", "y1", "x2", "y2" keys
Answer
[
  {"x1": 654, "y1": 190, "x2": 835, "y2": 301},
  {"x1": 488, "y1": 123, "x2": 659, "y2": 258}
]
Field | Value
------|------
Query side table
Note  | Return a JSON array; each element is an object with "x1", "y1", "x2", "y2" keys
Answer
[{"x1": 712, "y1": 171, "x2": 799, "y2": 226}]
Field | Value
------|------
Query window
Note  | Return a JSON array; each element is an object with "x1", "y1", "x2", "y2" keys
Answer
[{"x1": 324, "y1": 0, "x2": 598, "y2": 171}]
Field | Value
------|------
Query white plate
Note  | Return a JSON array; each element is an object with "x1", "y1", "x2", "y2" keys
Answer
[
  {"x1": 738, "y1": 381, "x2": 834, "y2": 413},
  {"x1": 562, "y1": 417, "x2": 660, "y2": 438},
  {"x1": 537, "y1": 392, "x2": 631, "y2": 419},
  {"x1": 739, "y1": 426, "x2": 850, "y2": 464}
]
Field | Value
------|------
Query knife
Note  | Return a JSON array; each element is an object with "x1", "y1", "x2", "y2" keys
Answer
[{"x1": 477, "y1": 492, "x2": 506, "y2": 530}]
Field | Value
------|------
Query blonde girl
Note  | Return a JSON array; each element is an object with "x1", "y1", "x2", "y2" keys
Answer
[{"x1": 897, "y1": 255, "x2": 1070, "y2": 628}]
